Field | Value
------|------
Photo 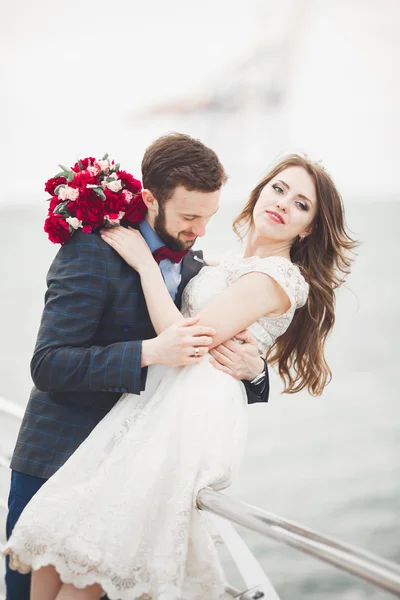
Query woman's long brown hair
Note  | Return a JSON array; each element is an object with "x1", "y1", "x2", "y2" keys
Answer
[{"x1": 233, "y1": 154, "x2": 358, "y2": 396}]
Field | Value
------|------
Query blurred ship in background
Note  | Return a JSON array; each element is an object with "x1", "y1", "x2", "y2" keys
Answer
[{"x1": 129, "y1": 0, "x2": 400, "y2": 203}]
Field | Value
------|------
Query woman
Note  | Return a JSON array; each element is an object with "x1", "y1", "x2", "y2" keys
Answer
[{"x1": 4, "y1": 154, "x2": 356, "y2": 600}]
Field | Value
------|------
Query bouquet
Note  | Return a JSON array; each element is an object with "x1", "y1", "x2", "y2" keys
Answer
[{"x1": 44, "y1": 154, "x2": 146, "y2": 244}]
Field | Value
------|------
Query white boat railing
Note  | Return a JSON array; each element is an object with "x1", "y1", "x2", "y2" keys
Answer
[
  {"x1": 198, "y1": 488, "x2": 400, "y2": 597},
  {"x1": 1, "y1": 396, "x2": 400, "y2": 598}
]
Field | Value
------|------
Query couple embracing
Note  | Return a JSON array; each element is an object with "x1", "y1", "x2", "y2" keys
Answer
[{"x1": 4, "y1": 132, "x2": 356, "y2": 599}]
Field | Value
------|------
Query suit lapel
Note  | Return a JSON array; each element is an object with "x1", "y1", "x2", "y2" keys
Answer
[{"x1": 175, "y1": 251, "x2": 205, "y2": 308}]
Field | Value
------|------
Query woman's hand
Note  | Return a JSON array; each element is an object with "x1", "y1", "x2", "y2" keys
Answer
[{"x1": 100, "y1": 226, "x2": 156, "y2": 274}]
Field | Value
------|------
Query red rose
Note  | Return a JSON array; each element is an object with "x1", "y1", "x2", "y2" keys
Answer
[
  {"x1": 104, "y1": 189, "x2": 128, "y2": 216},
  {"x1": 66, "y1": 200, "x2": 77, "y2": 213},
  {"x1": 118, "y1": 171, "x2": 142, "y2": 194},
  {"x1": 69, "y1": 170, "x2": 98, "y2": 189},
  {"x1": 71, "y1": 157, "x2": 96, "y2": 173},
  {"x1": 75, "y1": 191, "x2": 106, "y2": 228},
  {"x1": 44, "y1": 214, "x2": 71, "y2": 244},
  {"x1": 48, "y1": 195, "x2": 62, "y2": 215},
  {"x1": 44, "y1": 176, "x2": 67, "y2": 195},
  {"x1": 121, "y1": 192, "x2": 147, "y2": 225}
]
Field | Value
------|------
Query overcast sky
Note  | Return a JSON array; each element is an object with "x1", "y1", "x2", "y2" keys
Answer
[{"x1": 1, "y1": 0, "x2": 399, "y2": 205}]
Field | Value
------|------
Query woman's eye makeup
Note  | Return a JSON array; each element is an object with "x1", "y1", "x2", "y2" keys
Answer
[{"x1": 272, "y1": 183, "x2": 310, "y2": 211}]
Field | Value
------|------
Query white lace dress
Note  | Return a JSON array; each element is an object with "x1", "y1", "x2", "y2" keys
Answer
[{"x1": 5, "y1": 254, "x2": 308, "y2": 600}]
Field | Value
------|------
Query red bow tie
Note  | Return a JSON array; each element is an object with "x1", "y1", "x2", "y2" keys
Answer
[{"x1": 152, "y1": 246, "x2": 188, "y2": 264}]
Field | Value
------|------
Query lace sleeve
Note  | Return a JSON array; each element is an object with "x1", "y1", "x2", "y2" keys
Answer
[{"x1": 225, "y1": 255, "x2": 309, "y2": 311}]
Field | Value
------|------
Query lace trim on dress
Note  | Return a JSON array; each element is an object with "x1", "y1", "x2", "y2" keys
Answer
[
  {"x1": 4, "y1": 523, "x2": 227, "y2": 600},
  {"x1": 222, "y1": 253, "x2": 309, "y2": 311}
]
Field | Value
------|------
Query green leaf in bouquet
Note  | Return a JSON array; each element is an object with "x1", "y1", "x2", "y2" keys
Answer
[
  {"x1": 54, "y1": 184, "x2": 67, "y2": 195},
  {"x1": 111, "y1": 163, "x2": 120, "y2": 172},
  {"x1": 58, "y1": 164, "x2": 70, "y2": 173},
  {"x1": 92, "y1": 187, "x2": 106, "y2": 201},
  {"x1": 54, "y1": 171, "x2": 67, "y2": 178},
  {"x1": 102, "y1": 153, "x2": 109, "y2": 160},
  {"x1": 53, "y1": 200, "x2": 70, "y2": 216},
  {"x1": 77, "y1": 160, "x2": 84, "y2": 171},
  {"x1": 67, "y1": 171, "x2": 75, "y2": 182}
]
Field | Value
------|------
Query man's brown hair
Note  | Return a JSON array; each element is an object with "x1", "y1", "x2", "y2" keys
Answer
[{"x1": 141, "y1": 132, "x2": 227, "y2": 205}]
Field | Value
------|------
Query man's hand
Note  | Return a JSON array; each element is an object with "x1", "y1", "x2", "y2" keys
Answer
[
  {"x1": 209, "y1": 329, "x2": 264, "y2": 381},
  {"x1": 142, "y1": 317, "x2": 215, "y2": 368}
]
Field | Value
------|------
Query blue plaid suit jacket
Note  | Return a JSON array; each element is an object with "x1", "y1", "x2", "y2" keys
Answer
[{"x1": 11, "y1": 231, "x2": 268, "y2": 480}]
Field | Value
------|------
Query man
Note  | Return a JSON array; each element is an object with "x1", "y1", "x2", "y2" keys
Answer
[{"x1": 5, "y1": 133, "x2": 269, "y2": 599}]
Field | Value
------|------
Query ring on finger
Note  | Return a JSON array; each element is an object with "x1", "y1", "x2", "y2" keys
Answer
[{"x1": 194, "y1": 347, "x2": 200, "y2": 357}]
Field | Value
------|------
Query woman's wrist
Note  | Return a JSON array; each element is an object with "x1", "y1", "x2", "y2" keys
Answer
[{"x1": 138, "y1": 259, "x2": 158, "y2": 277}]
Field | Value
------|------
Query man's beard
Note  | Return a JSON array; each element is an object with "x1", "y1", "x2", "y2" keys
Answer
[{"x1": 153, "y1": 206, "x2": 197, "y2": 252}]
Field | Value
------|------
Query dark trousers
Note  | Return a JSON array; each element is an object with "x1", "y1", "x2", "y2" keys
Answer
[
  {"x1": 5, "y1": 471, "x2": 46, "y2": 600},
  {"x1": 5, "y1": 470, "x2": 112, "y2": 600}
]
